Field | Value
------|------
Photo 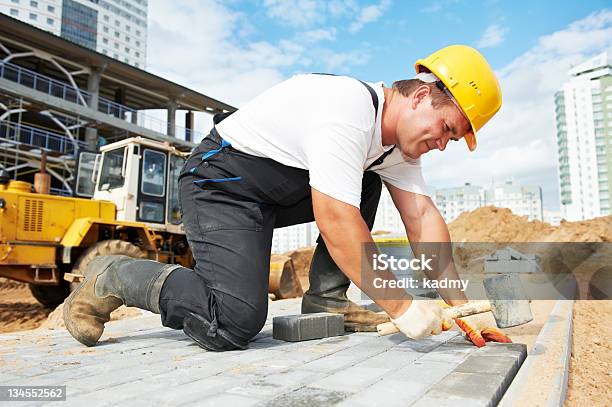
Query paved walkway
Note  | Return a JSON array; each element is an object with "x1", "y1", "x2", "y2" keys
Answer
[{"x1": 0, "y1": 299, "x2": 526, "y2": 406}]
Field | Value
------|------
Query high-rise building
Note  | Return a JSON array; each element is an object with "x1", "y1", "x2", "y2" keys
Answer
[
  {"x1": 272, "y1": 222, "x2": 319, "y2": 254},
  {"x1": 484, "y1": 181, "x2": 543, "y2": 221},
  {"x1": 372, "y1": 184, "x2": 404, "y2": 234},
  {"x1": 434, "y1": 183, "x2": 484, "y2": 223},
  {"x1": 271, "y1": 185, "x2": 404, "y2": 254},
  {"x1": 434, "y1": 181, "x2": 543, "y2": 223},
  {"x1": 555, "y1": 52, "x2": 612, "y2": 221},
  {"x1": 0, "y1": 0, "x2": 147, "y2": 68}
]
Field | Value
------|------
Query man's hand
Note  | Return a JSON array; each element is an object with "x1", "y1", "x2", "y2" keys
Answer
[{"x1": 390, "y1": 296, "x2": 452, "y2": 339}]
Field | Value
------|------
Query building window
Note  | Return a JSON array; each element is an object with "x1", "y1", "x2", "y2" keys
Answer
[
  {"x1": 125, "y1": 47, "x2": 130, "y2": 53},
  {"x1": 114, "y1": 31, "x2": 120, "y2": 37},
  {"x1": 10, "y1": 8, "x2": 18, "y2": 16},
  {"x1": 136, "y1": 29, "x2": 140, "y2": 36},
  {"x1": 48, "y1": 5, "x2": 54, "y2": 12},
  {"x1": 135, "y1": 51, "x2": 140, "y2": 57},
  {"x1": 103, "y1": 38, "x2": 108, "y2": 44},
  {"x1": 103, "y1": 15, "x2": 109, "y2": 21},
  {"x1": 102, "y1": 49, "x2": 108, "y2": 54},
  {"x1": 115, "y1": 20, "x2": 120, "y2": 26},
  {"x1": 126, "y1": 36, "x2": 130, "y2": 42},
  {"x1": 10, "y1": 0, "x2": 19, "y2": 4},
  {"x1": 103, "y1": 26, "x2": 109, "y2": 33},
  {"x1": 30, "y1": 0, "x2": 37, "y2": 7},
  {"x1": 114, "y1": 53, "x2": 119, "y2": 58},
  {"x1": 47, "y1": 17, "x2": 54, "y2": 25},
  {"x1": 61, "y1": 0, "x2": 98, "y2": 50},
  {"x1": 126, "y1": 25, "x2": 131, "y2": 31},
  {"x1": 29, "y1": 13, "x2": 37, "y2": 20},
  {"x1": 124, "y1": 58, "x2": 129, "y2": 63},
  {"x1": 114, "y1": 43, "x2": 119, "y2": 49},
  {"x1": 135, "y1": 63, "x2": 140, "y2": 68},
  {"x1": 135, "y1": 41, "x2": 140, "y2": 47}
]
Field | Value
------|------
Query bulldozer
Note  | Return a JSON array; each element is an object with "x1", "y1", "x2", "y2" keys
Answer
[{"x1": 0, "y1": 136, "x2": 302, "y2": 308}]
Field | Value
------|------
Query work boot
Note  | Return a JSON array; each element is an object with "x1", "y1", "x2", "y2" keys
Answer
[
  {"x1": 301, "y1": 244, "x2": 390, "y2": 332},
  {"x1": 63, "y1": 255, "x2": 181, "y2": 347}
]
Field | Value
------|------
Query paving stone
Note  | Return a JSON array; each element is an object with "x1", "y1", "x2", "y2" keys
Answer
[
  {"x1": 337, "y1": 378, "x2": 426, "y2": 407},
  {"x1": 386, "y1": 360, "x2": 457, "y2": 387},
  {"x1": 419, "y1": 344, "x2": 528, "y2": 407},
  {"x1": 418, "y1": 343, "x2": 476, "y2": 364},
  {"x1": 414, "y1": 371, "x2": 505, "y2": 407},
  {"x1": 137, "y1": 376, "x2": 250, "y2": 405},
  {"x1": 178, "y1": 393, "x2": 261, "y2": 407},
  {"x1": 455, "y1": 355, "x2": 522, "y2": 376},
  {"x1": 474, "y1": 342, "x2": 527, "y2": 358},
  {"x1": 263, "y1": 387, "x2": 351, "y2": 407},
  {"x1": 393, "y1": 338, "x2": 443, "y2": 353},
  {"x1": 353, "y1": 350, "x2": 421, "y2": 369},
  {"x1": 0, "y1": 297, "x2": 528, "y2": 406},
  {"x1": 309, "y1": 366, "x2": 391, "y2": 392},
  {"x1": 297, "y1": 354, "x2": 361, "y2": 373},
  {"x1": 272, "y1": 313, "x2": 345, "y2": 342}
]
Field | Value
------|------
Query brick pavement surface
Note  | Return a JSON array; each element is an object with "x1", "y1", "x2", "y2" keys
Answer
[{"x1": 0, "y1": 298, "x2": 526, "y2": 406}]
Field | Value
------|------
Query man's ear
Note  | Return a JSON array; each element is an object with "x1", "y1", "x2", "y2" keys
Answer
[{"x1": 411, "y1": 85, "x2": 431, "y2": 109}]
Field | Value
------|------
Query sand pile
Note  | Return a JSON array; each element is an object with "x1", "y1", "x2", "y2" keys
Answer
[
  {"x1": 0, "y1": 278, "x2": 51, "y2": 333},
  {"x1": 448, "y1": 206, "x2": 612, "y2": 242}
]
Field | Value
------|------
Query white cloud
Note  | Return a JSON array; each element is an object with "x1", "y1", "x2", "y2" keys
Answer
[
  {"x1": 301, "y1": 28, "x2": 337, "y2": 43},
  {"x1": 263, "y1": 0, "x2": 323, "y2": 28},
  {"x1": 421, "y1": 4, "x2": 442, "y2": 13},
  {"x1": 261, "y1": 0, "x2": 389, "y2": 33},
  {"x1": 314, "y1": 48, "x2": 371, "y2": 71},
  {"x1": 477, "y1": 24, "x2": 508, "y2": 48},
  {"x1": 146, "y1": 0, "x2": 373, "y2": 139},
  {"x1": 349, "y1": 0, "x2": 391, "y2": 33},
  {"x1": 422, "y1": 9, "x2": 612, "y2": 211}
]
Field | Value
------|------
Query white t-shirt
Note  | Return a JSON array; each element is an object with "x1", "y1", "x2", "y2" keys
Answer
[{"x1": 216, "y1": 74, "x2": 428, "y2": 208}]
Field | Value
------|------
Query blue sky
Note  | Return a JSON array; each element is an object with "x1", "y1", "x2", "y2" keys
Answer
[
  {"x1": 227, "y1": 0, "x2": 610, "y2": 82},
  {"x1": 147, "y1": 1, "x2": 612, "y2": 212}
]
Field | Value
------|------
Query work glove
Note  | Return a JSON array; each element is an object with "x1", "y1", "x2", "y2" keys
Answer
[
  {"x1": 390, "y1": 296, "x2": 452, "y2": 340},
  {"x1": 436, "y1": 300, "x2": 512, "y2": 347}
]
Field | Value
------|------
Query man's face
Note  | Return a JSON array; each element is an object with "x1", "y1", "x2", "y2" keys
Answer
[{"x1": 395, "y1": 87, "x2": 472, "y2": 159}]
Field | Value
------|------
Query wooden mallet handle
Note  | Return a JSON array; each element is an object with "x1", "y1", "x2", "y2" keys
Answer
[{"x1": 377, "y1": 300, "x2": 492, "y2": 336}]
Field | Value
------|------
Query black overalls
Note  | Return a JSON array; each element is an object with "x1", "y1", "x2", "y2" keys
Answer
[{"x1": 158, "y1": 77, "x2": 394, "y2": 349}]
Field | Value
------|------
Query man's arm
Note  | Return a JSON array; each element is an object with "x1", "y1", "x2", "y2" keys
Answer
[
  {"x1": 311, "y1": 187, "x2": 413, "y2": 319},
  {"x1": 386, "y1": 182, "x2": 468, "y2": 306}
]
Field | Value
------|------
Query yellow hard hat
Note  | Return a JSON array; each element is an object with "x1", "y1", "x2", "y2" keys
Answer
[{"x1": 415, "y1": 45, "x2": 502, "y2": 151}]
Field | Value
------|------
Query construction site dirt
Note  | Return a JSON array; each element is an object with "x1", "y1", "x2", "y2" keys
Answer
[{"x1": 1, "y1": 206, "x2": 610, "y2": 405}]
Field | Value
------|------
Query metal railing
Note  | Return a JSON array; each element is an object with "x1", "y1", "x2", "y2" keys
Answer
[
  {"x1": 0, "y1": 61, "x2": 206, "y2": 141},
  {"x1": 0, "y1": 121, "x2": 86, "y2": 155}
]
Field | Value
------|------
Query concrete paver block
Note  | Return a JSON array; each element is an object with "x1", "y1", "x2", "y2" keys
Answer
[
  {"x1": 414, "y1": 371, "x2": 505, "y2": 407},
  {"x1": 455, "y1": 355, "x2": 522, "y2": 376},
  {"x1": 0, "y1": 296, "x2": 529, "y2": 406},
  {"x1": 309, "y1": 366, "x2": 390, "y2": 392},
  {"x1": 336, "y1": 378, "x2": 425, "y2": 407},
  {"x1": 273, "y1": 313, "x2": 344, "y2": 342},
  {"x1": 263, "y1": 386, "x2": 351, "y2": 407},
  {"x1": 419, "y1": 342, "x2": 528, "y2": 407},
  {"x1": 386, "y1": 360, "x2": 457, "y2": 386}
]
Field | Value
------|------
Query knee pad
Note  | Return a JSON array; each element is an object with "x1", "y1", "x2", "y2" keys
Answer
[{"x1": 183, "y1": 312, "x2": 248, "y2": 352}]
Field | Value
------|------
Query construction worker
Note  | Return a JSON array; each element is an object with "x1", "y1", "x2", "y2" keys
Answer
[{"x1": 64, "y1": 45, "x2": 502, "y2": 351}]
